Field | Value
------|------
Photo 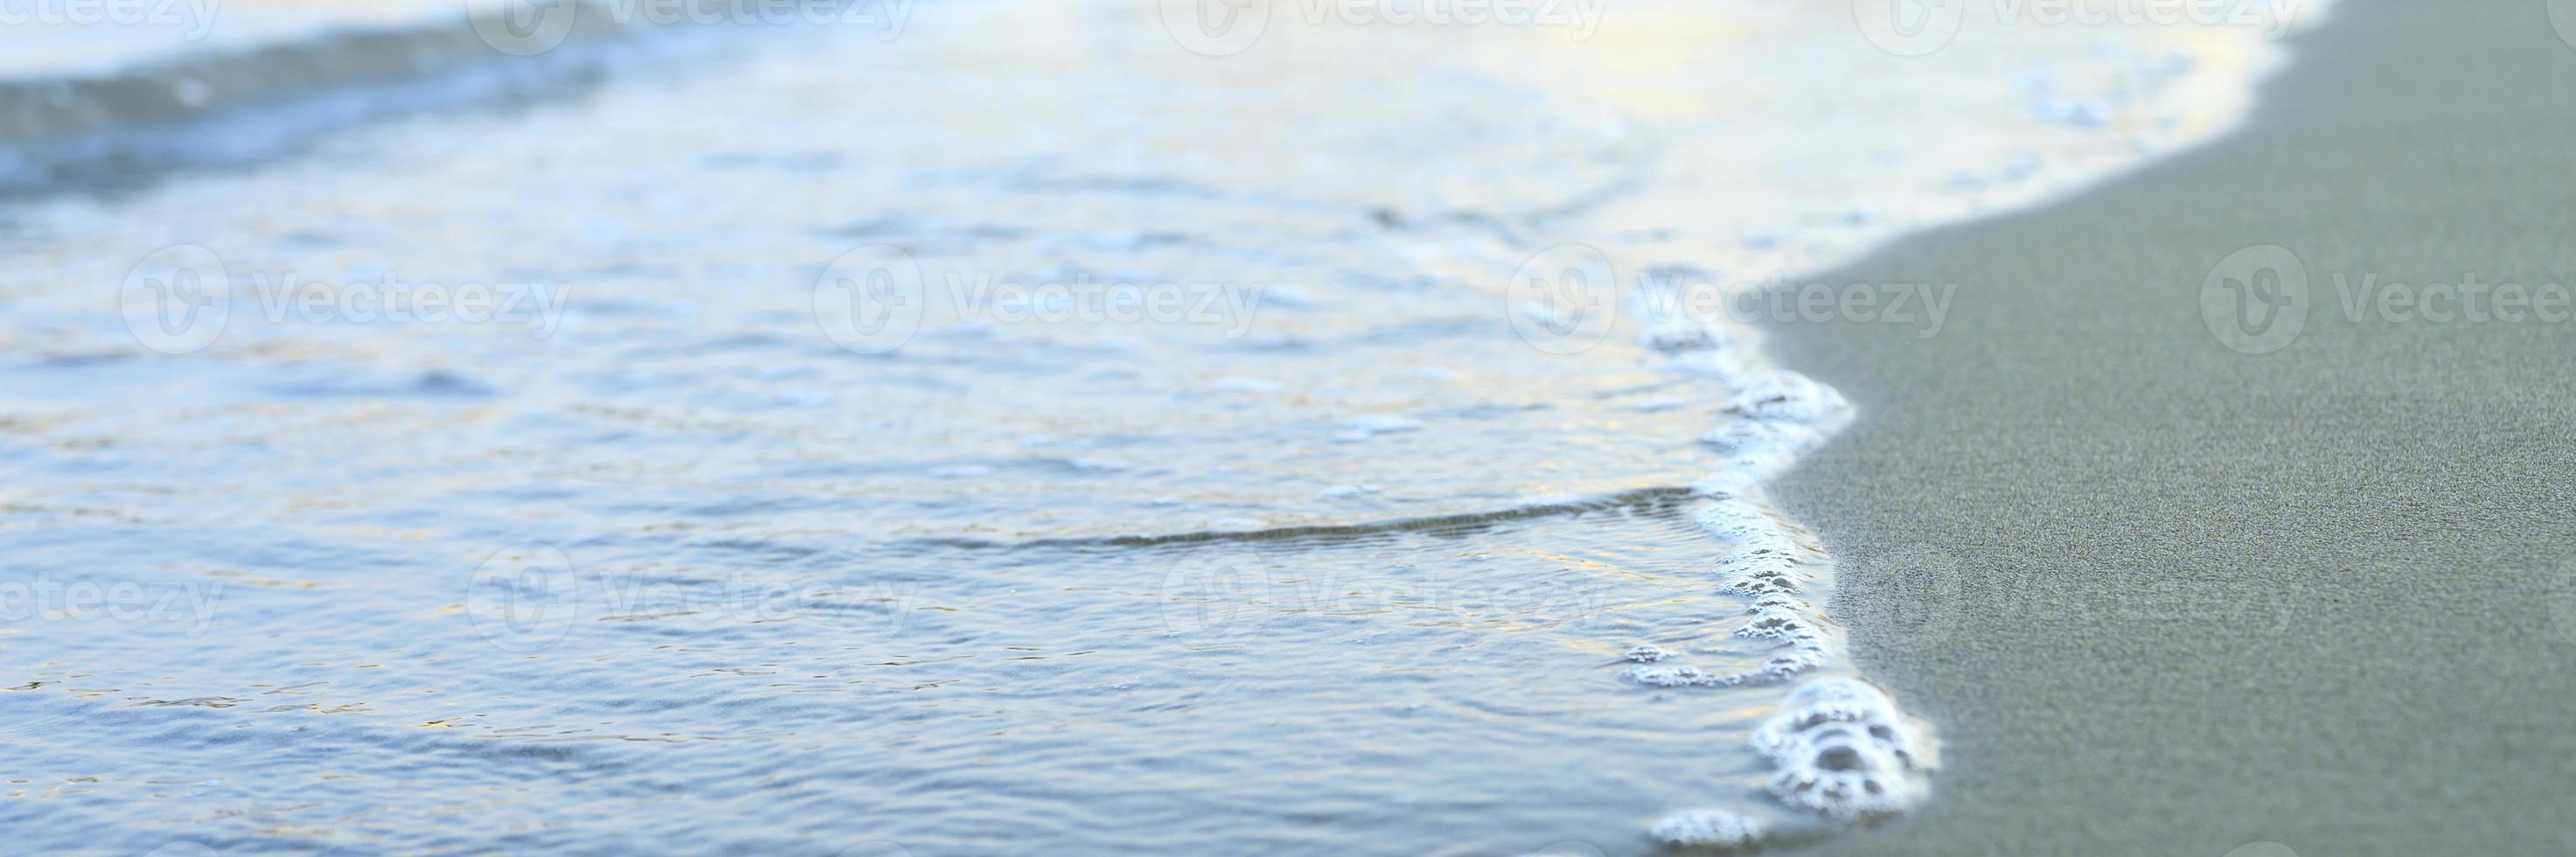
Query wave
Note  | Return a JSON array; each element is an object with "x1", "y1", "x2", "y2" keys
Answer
[
  {"x1": 0, "y1": 1, "x2": 810, "y2": 194},
  {"x1": 0, "y1": 8, "x2": 614, "y2": 192},
  {"x1": 1603, "y1": 2, "x2": 2347, "y2": 843},
  {"x1": 892, "y1": 486, "x2": 1701, "y2": 550},
  {"x1": 0, "y1": 0, "x2": 2341, "y2": 848},
  {"x1": 1609, "y1": 274, "x2": 1944, "y2": 843}
]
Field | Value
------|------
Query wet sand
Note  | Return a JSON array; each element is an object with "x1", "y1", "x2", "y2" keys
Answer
[{"x1": 1764, "y1": 1, "x2": 2576, "y2": 854}]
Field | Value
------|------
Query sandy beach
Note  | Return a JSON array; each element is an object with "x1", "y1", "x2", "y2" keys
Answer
[
  {"x1": 8, "y1": 0, "x2": 2566, "y2": 852},
  {"x1": 1766, "y1": 1, "x2": 2576, "y2": 854}
]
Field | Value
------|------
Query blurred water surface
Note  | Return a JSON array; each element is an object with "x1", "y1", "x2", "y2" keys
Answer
[{"x1": 0, "y1": 2, "x2": 2309, "y2": 853}]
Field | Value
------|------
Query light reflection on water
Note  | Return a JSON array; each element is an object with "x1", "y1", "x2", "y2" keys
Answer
[{"x1": 0, "y1": 2, "x2": 2300, "y2": 852}]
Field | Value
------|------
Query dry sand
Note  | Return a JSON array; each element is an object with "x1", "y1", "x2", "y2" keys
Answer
[{"x1": 1763, "y1": 2, "x2": 2576, "y2": 854}]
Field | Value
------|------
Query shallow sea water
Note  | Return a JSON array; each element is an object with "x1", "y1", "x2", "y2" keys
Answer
[{"x1": 0, "y1": 2, "x2": 2321, "y2": 853}]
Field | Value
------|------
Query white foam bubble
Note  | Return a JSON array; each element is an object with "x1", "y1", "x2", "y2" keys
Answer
[
  {"x1": 1725, "y1": 371, "x2": 1851, "y2": 425},
  {"x1": 1609, "y1": 254, "x2": 1937, "y2": 841},
  {"x1": 1624, "y1": 664, "x2": 1739, "y2": 688},
  {"x1": 1623, "y1": 644, "x2": 1674, "y2": 663},
  {"x1": 1751, "y1": 677, "x2": 1940, "y2": 820},
  {"x1": 1648, "y1": 809, "x2": 1765, "y2": 848}
]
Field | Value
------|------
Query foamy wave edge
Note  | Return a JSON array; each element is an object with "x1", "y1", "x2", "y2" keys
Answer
[
  {"x1": 1628, "y1": 3, "x2": 2345, "y2": 846},
  {"x1": 1619, "y1": 286, "x2": 1940, "y2": 848}
]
